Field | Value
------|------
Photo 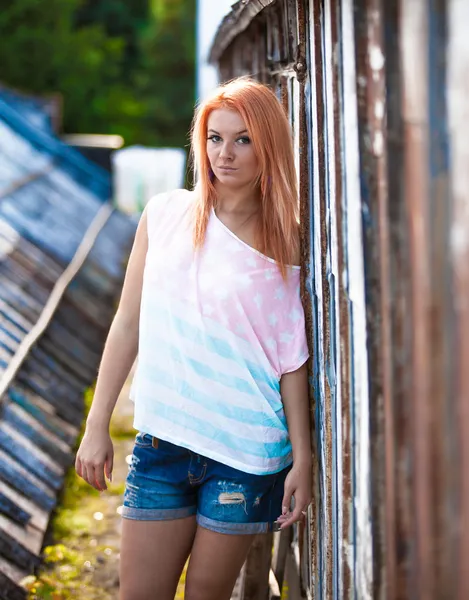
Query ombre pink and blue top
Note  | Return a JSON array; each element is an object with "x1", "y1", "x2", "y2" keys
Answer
[{"x1": 130, "y1": 189, "x2": 309, "y2": 475}]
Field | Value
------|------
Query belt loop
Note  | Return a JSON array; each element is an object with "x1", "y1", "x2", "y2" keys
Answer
[{"x1": 152, "y1": 437, "x2": 159, "y2": 449}]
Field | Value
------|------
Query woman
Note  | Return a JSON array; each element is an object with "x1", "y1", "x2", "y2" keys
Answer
[{"x1": 75, "y1": 78, "x2": 312, "y2": 600}]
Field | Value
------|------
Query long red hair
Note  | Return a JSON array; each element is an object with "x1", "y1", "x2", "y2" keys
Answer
[{"x1": 190, "y1": 77, "x2": 299, "y2": 277}]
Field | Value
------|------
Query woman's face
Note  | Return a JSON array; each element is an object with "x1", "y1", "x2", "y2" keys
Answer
[{"x1": 206, "y1": 108, "x2": 259, "y2": 189}]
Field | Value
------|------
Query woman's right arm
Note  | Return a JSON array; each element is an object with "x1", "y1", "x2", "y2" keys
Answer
[{"x1": 75, "y1": 208, "x2": 149, "y2": 491}]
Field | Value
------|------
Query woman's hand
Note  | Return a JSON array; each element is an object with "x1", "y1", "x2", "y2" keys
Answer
[
  {"x1": 75, "y1": 425, "x2": 114, "y2": 492},
  {"x1": 277, "y1": 460, "x2": 312, "y2": 529}
]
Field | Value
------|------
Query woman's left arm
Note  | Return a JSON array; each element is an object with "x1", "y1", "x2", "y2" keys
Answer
[{"x1": 277, "y1": 362, "x2": 312, "y2": 529}]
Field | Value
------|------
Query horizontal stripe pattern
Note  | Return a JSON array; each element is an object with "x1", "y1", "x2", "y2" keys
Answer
[
  {"x1": 137, "y1": 368, "x2": 286, "y2": 438},
  {"x1": 139, "y1": 321, "x2": 283, "y2": 411},
  {"x1": 141, "y1": 294, "x2": 280, "y2": 394}
]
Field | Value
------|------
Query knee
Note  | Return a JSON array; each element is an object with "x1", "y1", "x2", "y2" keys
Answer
[
  {"x1": 119, "y1": 583, "x2": 174, "y2": 600},
  {"x1": 184, "y1": 577, "x2": 203, "y2": 600},
  {"x1": 184, "y1": 574, "x2": 217, "y2": 600}
]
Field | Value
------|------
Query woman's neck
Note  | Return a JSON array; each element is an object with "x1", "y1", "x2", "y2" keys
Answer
[{"x1": 214, "y1": 182, "x2": 260, "y2": 215}]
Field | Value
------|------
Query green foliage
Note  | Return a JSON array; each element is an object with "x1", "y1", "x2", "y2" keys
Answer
[{"x1": 0, "y1": 0, "x2": 196, "y2": 147}]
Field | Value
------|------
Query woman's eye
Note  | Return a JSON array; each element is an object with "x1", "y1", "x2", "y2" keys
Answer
[
  {"x1": 208, "y1": 135, "x2": 221, "y2": 143},
  {"x1": 237, "y1": 136, "x2": 251, "y2": 144}
]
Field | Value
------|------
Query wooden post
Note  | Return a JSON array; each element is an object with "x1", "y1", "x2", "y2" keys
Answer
[{"x1": 243, "y1": 533, "x2": 273, "y2": 600}]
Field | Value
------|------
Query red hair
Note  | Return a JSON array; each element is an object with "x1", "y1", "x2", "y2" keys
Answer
[{"x1": 190, "y1": 78, "x2": 299, "y2": 278}]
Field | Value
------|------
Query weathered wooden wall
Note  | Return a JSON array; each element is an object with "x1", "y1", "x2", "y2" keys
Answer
[{"x1": 212, "y1": 1, "x2": 469, "y2": 599}]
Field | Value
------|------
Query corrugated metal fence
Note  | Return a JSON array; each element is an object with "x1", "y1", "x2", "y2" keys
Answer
[{"x1": 211, "y1": 1, "x2": 469, "y2": 598}]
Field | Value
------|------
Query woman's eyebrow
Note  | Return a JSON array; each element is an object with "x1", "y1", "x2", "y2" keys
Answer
[{"x1": 208, "y1": 129, "x2": 248, "y2": 135}]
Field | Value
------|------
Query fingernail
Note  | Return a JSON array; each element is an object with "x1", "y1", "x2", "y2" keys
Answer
[{"x1": 282, "y1": 506, "x2": 288, "y2": 515}]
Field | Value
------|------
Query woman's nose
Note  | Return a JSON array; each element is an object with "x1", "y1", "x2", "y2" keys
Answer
[{"x1": 219, "y1": 142, "x2": 234, "y2": 160}]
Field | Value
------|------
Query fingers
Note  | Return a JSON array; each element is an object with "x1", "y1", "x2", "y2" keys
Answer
[
  {"x1": 105, "y1": 455, "x2": 113, "y2": 483},
  {"x1": 277, "y1": 488, "x2": 310, "y2": 529},
  {"x1": 279, "y1": 504, "x2": 305, "y2": 529},
  {"x1": 75, "y1": 455, "x2": 108, "y2": 492},
  {"x1": 93, "y1": 463, "x2": 107, "y2": 492},
  {"x1": 281, "y1": 487, "x2": 293, "y2": 520}
]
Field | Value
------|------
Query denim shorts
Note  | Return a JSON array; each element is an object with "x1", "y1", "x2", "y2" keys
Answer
[{"x1": 121, "y1": 432, "x2": 291, "y2": 535}]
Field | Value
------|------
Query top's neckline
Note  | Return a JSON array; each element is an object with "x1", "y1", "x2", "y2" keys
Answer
[{"x1": 211, "y1": 208, "x2": 301, "y2": 270}]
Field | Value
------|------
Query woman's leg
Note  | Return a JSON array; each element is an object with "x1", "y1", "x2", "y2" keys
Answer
[
  {"x1": 184, "y1": 526, "x2": 255, "y2": 600},
  {"x1": 119, "y1": 515, "x2": 197, "y2": 600}
]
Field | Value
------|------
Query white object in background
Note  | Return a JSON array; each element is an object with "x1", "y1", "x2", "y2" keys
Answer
[
  {"x1": 196, "y1": 0, "x2": 234, "y2": 101},
  {"x1": 112, "y1": 146, "x2": 186, "y2": 214}
]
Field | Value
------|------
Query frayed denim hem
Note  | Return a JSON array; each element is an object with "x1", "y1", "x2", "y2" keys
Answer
[
  {"x1": 196, "y1": 513, "x2": 274, "y2": 535},
  {"x1": 121, "y1": 505, "x2": 197, "y2": 521}
]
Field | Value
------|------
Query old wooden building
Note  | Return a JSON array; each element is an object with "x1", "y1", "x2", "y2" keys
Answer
[{"x1": 210, "y1": 1, "x2": 469, "y2": 599}]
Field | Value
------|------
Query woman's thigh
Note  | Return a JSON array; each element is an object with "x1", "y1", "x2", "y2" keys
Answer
[
  {"x1": 119, "y1": 515, "x2": 197, "y2": 600},
  {"x1": 184, "y1": 525, "x2": 255, "y2": 600}
]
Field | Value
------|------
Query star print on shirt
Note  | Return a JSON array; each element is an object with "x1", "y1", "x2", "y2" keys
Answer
[
  {"x1": 274, "y1": 286, "x2": 286, "y2": 300},
  {"x1": 280, "y1": 331, "x2": 295, "y2": 344},
  {"x1": 289, "y1": 308, "x2": 302, "y2": 322},
  {"x1": 254, "y1": 293, "x2": 263, "y2": 309},
  {"x1": 246, "y1": 256, "x2": 257, "y2": 268},
  {"x1": 268, "y1": 313, "x2": 278, "y2": 327}
]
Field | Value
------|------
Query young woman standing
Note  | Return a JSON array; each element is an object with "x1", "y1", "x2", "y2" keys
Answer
[{"x1": 76, "y1": 78, "x2": 312, "y2": 600}]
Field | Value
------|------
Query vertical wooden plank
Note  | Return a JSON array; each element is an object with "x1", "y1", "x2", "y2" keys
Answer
[
  {"x1": 353, "y1": 1, "x2": 393, "y2": 598},
  {"x1": 338, "y1": 3, "x2": 363, "y2": 599},
  {"x1": 306, "y1": 2, "x2": 328, "y2": 597},
  {"x1": 447, "y1": 2, "x2": 469, "y2": 598},
  {"x1": 272, "y1": 530, "x2": 291, "y2": 593},
  {"x1": 295, "y1": 3, "x2": 313, "y2": 597},
  {"x1": 322, "y1": 1, "x2": 345, "y2": 598},
  {"x1": 399, "y1": 2, "x2": 433, "y2": 598},
  {"x1": 300, "y1": 60, "x2": 319, "y2": 600},
  {"x1": 341, "y1": 1, "x2": 375, "y2": 599},
  {"x1": 243, "y1": 534, "x2": 273, "y2": 600},
  {"x1": 380, "y1": 3, "x2": 415, "y2": 597},
  {"x1": 425, "y1": 2, "x2": 454, "y2": 597}
]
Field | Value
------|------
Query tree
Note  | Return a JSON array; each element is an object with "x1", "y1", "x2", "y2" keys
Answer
[
  {"x1": 133, "y1": 0, "x2": 197, "y2": 147},
  {"x1": 0, "y1": 0, "x2": 196, "y2": 147}
]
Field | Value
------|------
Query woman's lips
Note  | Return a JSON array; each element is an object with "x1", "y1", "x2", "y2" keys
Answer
[{"x1": 217, "y1": 166, "x2": 237, "y2": 172}]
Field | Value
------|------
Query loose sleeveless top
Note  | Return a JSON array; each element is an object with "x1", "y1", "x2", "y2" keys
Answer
[{"x1": 130, "y1": 189, "x2": 309, "y2": 475}]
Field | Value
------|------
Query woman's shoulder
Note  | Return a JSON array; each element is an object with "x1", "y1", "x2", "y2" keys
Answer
[
  {"x1": 146, "y1": 188, "x2": 194, "y2": 218},
  {"x1": 145, "y1": 189, "x2": 194, "y2": 238},
  {"x1": 146, "y1": 188, "x2": 194, "y2": 210}
]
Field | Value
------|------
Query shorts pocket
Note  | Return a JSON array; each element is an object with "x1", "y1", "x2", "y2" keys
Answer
[{"x1": 134, "y1": 432, "x2": 154, "y2": 448}]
